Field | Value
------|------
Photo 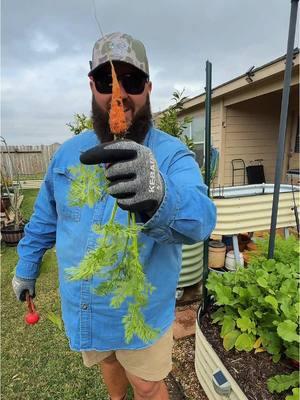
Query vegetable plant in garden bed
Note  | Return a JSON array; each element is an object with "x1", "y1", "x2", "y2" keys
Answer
[{"x1": 195, "y1": 235, "x2": 299, "y2": 400}]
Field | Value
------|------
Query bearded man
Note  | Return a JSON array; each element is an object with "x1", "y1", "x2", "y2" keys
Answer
[{"x1": 12, "y1": 32, "x2": 216, "y2": 400}]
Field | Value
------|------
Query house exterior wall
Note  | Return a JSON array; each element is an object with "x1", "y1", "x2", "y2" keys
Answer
[
  {"x1": 179, "y1": 83, "x2": 298, "y2": 187},
  {"x1": 285, "y1": 89, "x2": 299, "y2": 176},
  {"x1": 223, "y1": 85, "x2": 299, "y2": 186},
  {"x1": 223, "y1": 92, "x2": 281, "y2": 186},
  {"x1": 155, "y1": 52, "x2": 299, "y2": 188}
]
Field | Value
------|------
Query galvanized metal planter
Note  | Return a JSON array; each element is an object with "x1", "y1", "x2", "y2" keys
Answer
[
  {"x1": 211, "y1": 184, "x2": 300, "y2": 235},
  {"x1": 178, "y1": 242, "x2": 204, "y2": 288},
  {"x1": 195, "y1": 319, "x2": 248, "y2": 400}
]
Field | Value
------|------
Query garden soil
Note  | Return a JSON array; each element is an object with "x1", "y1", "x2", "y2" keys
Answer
[
  {"x1": 200, "y1": 308, "x2": 296, "y2": 400},
  {"x1": 165, "y1": 302, "x2": 297, "y2": 400}
]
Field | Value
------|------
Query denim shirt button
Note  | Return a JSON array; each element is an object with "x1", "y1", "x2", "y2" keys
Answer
[{"x1": 81, "y1": 303, "x2": 88, "y2": 310}]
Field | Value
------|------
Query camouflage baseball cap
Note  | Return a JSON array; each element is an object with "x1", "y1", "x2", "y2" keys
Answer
[{"x1": 89, "y1": 32, "x2": 149, "y2": 77}]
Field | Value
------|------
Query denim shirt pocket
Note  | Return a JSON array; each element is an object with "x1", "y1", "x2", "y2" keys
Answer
[{"x1": 53, "y1": 167, "x2": 82, "y2": 222}]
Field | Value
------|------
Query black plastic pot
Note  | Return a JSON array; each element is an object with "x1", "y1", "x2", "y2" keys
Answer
[{"x1": 1, "y1": 223, "x2": 25, "y2": 246}]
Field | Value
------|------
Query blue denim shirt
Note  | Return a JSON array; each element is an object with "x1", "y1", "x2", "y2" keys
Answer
[{"x1": 16, "y1": 127, "x2": 216, "y2": 351}]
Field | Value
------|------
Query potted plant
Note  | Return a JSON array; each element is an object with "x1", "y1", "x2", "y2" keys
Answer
[
  {"x1": 1, "y1": 173, "x2": 12, "y2": 213},
  {"x1": 1, "y1": 137, "x2": 26, "y2": 246},
  {"x1": 195, "y1": 234, "x2": 299, "y2": 400}
]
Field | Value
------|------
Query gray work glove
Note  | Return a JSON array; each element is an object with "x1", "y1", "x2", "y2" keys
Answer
[
  {"x1": 80, "y1": 140, "x2": 164, "y2": 214},
  {"x1": 12, "y1": 275, "x2": 36, "y2": 302}
]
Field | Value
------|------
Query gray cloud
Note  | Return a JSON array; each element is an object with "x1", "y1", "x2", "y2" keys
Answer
[{"x1": 1, "y1": 0, "x2": 297, "y2": 144}]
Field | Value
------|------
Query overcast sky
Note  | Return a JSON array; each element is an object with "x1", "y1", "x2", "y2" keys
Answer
[{"x1": 1, "y1": 0, "x2": 299, "y2": 145}]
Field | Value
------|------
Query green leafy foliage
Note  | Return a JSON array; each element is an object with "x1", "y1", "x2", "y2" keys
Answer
[
  {"x1": 68, "y1": 164, "x2": 107, "y2": 207},
  {"x1": 66, "y1": 113, "x2": 93, "y2": 135},
  {"x1": 66, "y1": 172, "x2": 159, "y2": 344},
  {"x1": 286, "y1": 388, "x2": 300, "y2": 400},
  {"x1": 255, "y1": 234, "x2": 300, "y2": 265},
  {"x1": 47, "y1": 312, "x2": 63, "y2": 331},
  {"x1": 206, "y1": 235, "x2": 299, "y2": 362},
  {"x1": 207, "y1": 235, "x2": 300, "y2": 398},
  {"x1": 267, "y1": 371, "x2": 299, "y2": 395},
  {"x1": 156, "y1": 89, "x2": 194, "y2": 151}
]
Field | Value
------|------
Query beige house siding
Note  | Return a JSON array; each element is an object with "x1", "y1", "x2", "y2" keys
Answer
[
  {"x1": 211, "y1": 101, "x2": 222, "y2": 149},
  {"x1": 223, "y1": 92, "x2": 281, "y2": 186},
  {"x1": 223, "y1": 84, "x2": 299, "y2": 186},
  {"x1": 285, "y1": 92, "x2": 299, "y2": 173},
  {"x1": 154, "y1": 51, "x2": 299, "y2": 187},
  {"x1": 210, "y1": 101, "x2": 222, "y2": 182}
]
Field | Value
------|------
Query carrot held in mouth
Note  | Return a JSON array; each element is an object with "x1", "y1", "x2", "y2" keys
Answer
[{"x1": 109, "y1": 62, "x2": 128, "y2": 136}]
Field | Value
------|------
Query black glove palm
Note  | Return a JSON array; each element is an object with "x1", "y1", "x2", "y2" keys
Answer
[{"x1": 80, "y1": 140, "x2": 164, "y2": 214}]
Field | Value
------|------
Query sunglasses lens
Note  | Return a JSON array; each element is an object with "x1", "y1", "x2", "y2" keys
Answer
[
  {"x1": 94, "y1": 74, "x2": 112, "y2": 94},
  {"x1": 122, "y1": 74, "x2": 147, "y2": 95},
  {"x1": 94, "y1": 72, "x2": 147, "y2": 95}
]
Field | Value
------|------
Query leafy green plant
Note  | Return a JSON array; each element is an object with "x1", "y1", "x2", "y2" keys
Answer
[
  {"x1": 65, "y1": 164, "x2": 159, "y2": 344},
  {"x1": 206, "y1": 235, "x2": 299, "y2": 362},
  {"x1": 66, "y1": 113, "x2": 93, "y2": 135},
  {"x1": 156, "y1": 89, "x2": 194, "y2": 150},
  {"x1": 47, "y1": 312, "x2": 63, "y2": 331},
  {"x1": 207, "y1": 235, "x2": 300, "y2": 398},
  {"x1": 267, "y1": 372, "x2": 299, "y2": 394},
  {"x1": 286, "y1": 388, "x2": 300, "y2": 400}
]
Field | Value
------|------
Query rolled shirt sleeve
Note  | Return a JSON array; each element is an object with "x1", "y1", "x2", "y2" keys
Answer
[{"x1": 142, "y1": 147, "x2": 216, "y2": 244}]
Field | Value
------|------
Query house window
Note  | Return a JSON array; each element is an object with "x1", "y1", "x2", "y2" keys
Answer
[
  {"x1": 182, "y1": 115, "x2": 205, "y2": 166},
  {"x1": 191, "y1": 115, "x2": 205, "y2": 144}
]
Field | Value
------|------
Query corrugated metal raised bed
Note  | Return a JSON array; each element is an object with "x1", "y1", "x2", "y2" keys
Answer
[
  {"x1": 178, "y1": 242, "x2": 204, "y2": 288},
  {"x1": 211, "y1": 184, "x2": 299, "y2": 235},
  {"x1": 195, "y1": 319, "x2": 247, "y2": 400}
]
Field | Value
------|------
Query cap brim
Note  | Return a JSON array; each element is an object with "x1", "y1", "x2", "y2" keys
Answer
[{"x1": 88, "y1": 60, "x2": 149, "y2": 79}]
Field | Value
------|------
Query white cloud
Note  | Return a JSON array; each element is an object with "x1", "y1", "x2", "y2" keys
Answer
[
  {"x1": 2, "y1": 54, "x2": 91, "y2": 145},
  {"x1": 2, "y1": 0, "x2": 294, "y2": 144},
  {"x1": 30, "y1": 32, "x2": 59, "y2": 53}
]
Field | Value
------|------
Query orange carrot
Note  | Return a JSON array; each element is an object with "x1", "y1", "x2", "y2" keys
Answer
[{"x1": 109, "y1": 62, "x2": 127, "y2": 135}]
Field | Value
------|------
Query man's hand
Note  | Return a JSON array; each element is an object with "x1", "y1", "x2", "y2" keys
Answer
[
  {"x1": 12, "y1": 276, "x2": 36, "y2": 302},
  {"x1": 80, "y1": 140, "x2": 164, "y2": 214}
]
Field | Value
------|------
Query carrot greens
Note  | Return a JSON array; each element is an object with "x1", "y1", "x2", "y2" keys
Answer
[{"x1": 66, "y1": 167, "x2": 159, "y2": 344}]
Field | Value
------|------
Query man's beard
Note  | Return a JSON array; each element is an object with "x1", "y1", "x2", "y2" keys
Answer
[{"x1": 91, "y1": 95, "x2": 152, "y2": 144}]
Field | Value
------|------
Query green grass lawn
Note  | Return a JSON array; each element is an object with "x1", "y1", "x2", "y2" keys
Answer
[{"x1": 1, "y1": 189, "x2": 115, "y2": 399}]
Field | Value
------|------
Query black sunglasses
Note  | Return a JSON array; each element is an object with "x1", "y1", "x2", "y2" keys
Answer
[{"x1": 93, "y1": 71, "x2": 148, "y2": 95}]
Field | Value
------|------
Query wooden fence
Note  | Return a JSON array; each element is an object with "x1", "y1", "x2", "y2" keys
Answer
[{"x1": 1, "y1": 144, "x2": 60, "y2": 178}]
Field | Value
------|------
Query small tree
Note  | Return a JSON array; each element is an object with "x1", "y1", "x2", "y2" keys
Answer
[
  {"x1": 66, "y1": 113, "x2": 93, "y2": 135},
  {"x1": 156, "y1": 90, "x2": 194, "y2": 150}
]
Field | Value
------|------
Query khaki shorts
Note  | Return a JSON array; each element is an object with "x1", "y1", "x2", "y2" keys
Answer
[{"x1": 81, "y1": 325, "x2": 173, "y2": 381}]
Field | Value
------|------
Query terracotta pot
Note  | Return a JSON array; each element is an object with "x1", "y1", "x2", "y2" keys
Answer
[
  {"x1": 1, "y1": 223, "x2": 25, "y2": 246},
  {"x1": 246, "y1": 241, "x2": 257, "y2": 251},
  {"x1": 242, "y1": 251, "x2": 251, "y2": 266}
]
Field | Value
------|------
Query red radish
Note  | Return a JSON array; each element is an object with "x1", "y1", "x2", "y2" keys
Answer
[
  {"x1": 25, "y1": 312, "x2": 40, "y2": 325},
  {"x1": 25, "y1": 292, "x2": 40, "y2": 325}
]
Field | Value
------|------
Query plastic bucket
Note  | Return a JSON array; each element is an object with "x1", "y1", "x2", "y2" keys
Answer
[
  {"x1": 225, "y1": 250, "x2": 244, "y2": 271},
  {"x1": 208, "y1": 241, "x2": 226, "y2": 269}
]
